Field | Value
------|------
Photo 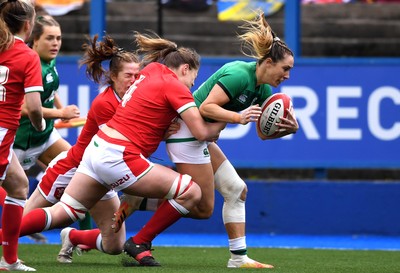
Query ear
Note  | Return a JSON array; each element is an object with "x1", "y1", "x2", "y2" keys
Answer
[
  {"x1": 181, "y1": 64, "x2": 189, "y2": 75},
  {"x1": 263, "y1": 57, "x2": 273, "y2": 65},
  {"x1": 110, "y1": 72, "x2": 117, "y2": 83}
]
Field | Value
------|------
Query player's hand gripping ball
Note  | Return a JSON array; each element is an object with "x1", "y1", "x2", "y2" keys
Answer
[{"x1": 257, "y1": 93, "x2": 293, "y2": 138}]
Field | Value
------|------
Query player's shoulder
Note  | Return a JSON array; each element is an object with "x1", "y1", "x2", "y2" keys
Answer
[
  {"x1": 10, "y1": 41, "x2": 40, "y2": 65},
  {"x1": 218, "y1": 61, "x2": 255, "y2": 82},
  {"x1": 14, "y1": 39, "x2": 37, "y2": 56},
  {"x1": 93, "y1": 86, "x2": 119, "y2": 106}
]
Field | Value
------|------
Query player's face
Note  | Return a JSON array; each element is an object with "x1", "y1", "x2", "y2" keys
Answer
[
  {"x1": 259, "y1": 54, "x2": 294, "y2": 87},
  {"x1": 182, "y1": 68, "x2": 199, "y2": 89},
  {"x1": 33, "y1": 25, "x2": 61, "y2": 63},
  {"x1": 112, "y1": 61, "x2": 140, "y2": 97}
]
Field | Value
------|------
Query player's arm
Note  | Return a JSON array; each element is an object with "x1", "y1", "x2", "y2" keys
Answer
[
  {"x1": 163, "y1": 120, "x2": 180, "y2": 140},
  {"x1": 54, "y1": 93, "x2": 63, "y2": 109},
  {"x1": 21, "y1": 95, "x2": 80, "y2": 120},
  {"x1": 25, "y1": 91, "x2": 45, "y2": 132},
  {"x1": 199, "y1": 84, "x2": 261, "y2": 124},
  {"x1": 180, "y1": 106, "x2": 225, "y2": 142}
]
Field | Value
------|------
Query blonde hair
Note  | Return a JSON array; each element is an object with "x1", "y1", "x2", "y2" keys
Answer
[
  {"x1": 134, "y1": 31, "x2": 200, "y2": 71},
  {"x1": 0, "y1": 0, "x2": 35, "y2": 52},
  {"x1": 238, "y1": 11, "x2": 293, "y2": 63}
]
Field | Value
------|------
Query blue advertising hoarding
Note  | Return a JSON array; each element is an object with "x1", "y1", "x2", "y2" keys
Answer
[{"x1": 56, "y1": 57, "x2": 400, "y2": 169}]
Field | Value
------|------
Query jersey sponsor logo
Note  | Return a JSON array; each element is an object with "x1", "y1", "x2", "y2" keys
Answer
[
  {"x1": 263, "y1": 102, "x2": 282, "y2": 135},
  {"x1": 23, "y1": 157, "x2": 33, "y2": 165},
  {"x1": 54, "y1": 187, "x2": 65, "y2": 200},
  {"x1": 110, "y1": 174, "x2": 130, "y2": 189},
  {"x1": 203, "y1": 148, "x2": 210, "y2": 157},
  {"x1": 237, "y1": 94, "x2": 248, "y2": 104}
]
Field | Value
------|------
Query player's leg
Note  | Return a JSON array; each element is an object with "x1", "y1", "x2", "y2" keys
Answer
[
  {"x1": 113, "y1": 161, "x2": 214, "y2": 231},
  {"x1": 0, "y1": 150, "x2": 35, "y2": 271},
  {"x1": 167, "y1": 130, "x2": 215, "y2": 219},
  {"x1": 175, "y1": 162, "x2": 214, "y2": 219},
  {"x1": 24, "y1": 149, "x2": 72, "y2": 243},
  {"x1": 122, "y1": 164, "x2": 201, "y2": 266},
  {"x1": 210, "y1": 143, "x2": 273, "y2": 269},
  {"x1": 57, "y1": 191, "x2": 123, "y2": 263},
  {"x1": 111, "y1": 193, "x2": 161, "y2": 232},
  {"x1": 23, "y1": 188, "x2": 54, "y2": 214},
  {"x1": 37, "y1": 136, "x2": 71, "y2": 167},
  {"x1": 113, "y1": 119, "x2": 215, "y2": 230},
  {"x1": 25, "y1": 150, "x2": 72, "y2": 214}
]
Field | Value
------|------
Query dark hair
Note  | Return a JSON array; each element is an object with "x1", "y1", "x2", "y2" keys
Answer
[
  {"x1": 134, "y1": 31, "x2": 200, "y2": 71},
  {"x1": 238, "y1": 11, "x2": 293, "y2": 64},
  {"x1": 80, "y1": 34, "x2": 139, "y2": 85},
  {"x1": 0, "y1": 0, "x2": 35, "y2": 52},
  {"x1": 27, "y1": 14, "x2": 60, "y2": 47}
]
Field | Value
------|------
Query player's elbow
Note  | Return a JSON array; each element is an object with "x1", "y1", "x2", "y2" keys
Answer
[{"x1": 192, "y1": 130, "x2": 209, "y2": 141}]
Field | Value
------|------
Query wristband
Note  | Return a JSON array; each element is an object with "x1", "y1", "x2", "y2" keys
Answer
[
  {"x1": 41, "y1": 118, "x2": 46, "y2": 131},
  {"x1": 32, "y1": 118, "x2": 46, "y2": 131}
]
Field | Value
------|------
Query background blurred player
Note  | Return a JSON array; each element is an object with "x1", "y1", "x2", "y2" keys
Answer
[
  {"x1": 0, "y1": 0, "x2": 45, "y2": 271},
  {"x1": 14, "y1": 14, "x2": 79, "y2": 244}
]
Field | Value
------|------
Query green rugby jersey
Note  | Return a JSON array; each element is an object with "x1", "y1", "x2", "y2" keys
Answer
[
  {"x1": 193, "y1": 61, "x2": 272, "y2": 122},
  {"x1": 14, "y1": 58, "x2": 59, "y2": 150}
]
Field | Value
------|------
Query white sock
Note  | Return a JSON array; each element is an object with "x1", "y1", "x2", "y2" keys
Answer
[{"x1": 229, "y1": 236, "x2": 247, "y2": 258}]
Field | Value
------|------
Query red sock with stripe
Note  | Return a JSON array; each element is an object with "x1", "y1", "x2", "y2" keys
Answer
[
  {"x1": 19, "y1": 208, "x2": 47, "y2": 237},
  {"x1": 133, "y1": 200, "x2": 183, "y2": 244},
  {"x1": 69, "y1": 228, "x2": 100, "y2": 250},
  {"x1": 1, "y1": 198, "x2": 24, "y2": 264}
]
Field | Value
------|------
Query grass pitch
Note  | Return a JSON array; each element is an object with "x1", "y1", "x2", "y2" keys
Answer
[{"x1": 15, "y1": 244, "x2": 400, "y2": 273}]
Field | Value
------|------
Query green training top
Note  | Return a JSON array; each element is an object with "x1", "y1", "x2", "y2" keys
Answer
[
  {"x1": 14, "y1": 58, "x2": 59, "y2": 150},
  {"x1": 193, "y1": 61, "x2": 272, "y2": 122}
]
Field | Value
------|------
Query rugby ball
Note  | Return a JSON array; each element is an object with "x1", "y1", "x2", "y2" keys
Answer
[{"x1": 257, "y1": 93, "x2": 292, "y2": 138}]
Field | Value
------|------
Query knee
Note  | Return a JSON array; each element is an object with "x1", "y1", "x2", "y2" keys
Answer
[
  {"x1": 3, "y1": 174, "x2": 29, "y2": 199},
  {"x1": 189, "y1": 201, "x2": 214, "y2": 219},
  {"x1": 168, "y1": 174, "x2": 202, "y2": 210},
  {"x1": 214, "y1": 160, "x2": 247, "y2": 202},
  {"x1": 183, "y1": 182, "x2": 202, "y2": 208},
  {"x1": 240, "y1": 184, "x2": 248, "y2": 201}
]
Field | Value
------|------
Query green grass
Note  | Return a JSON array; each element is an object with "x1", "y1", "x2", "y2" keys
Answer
[{"x1": 15, "y1": 244, "x2": 400, "y2": 273}]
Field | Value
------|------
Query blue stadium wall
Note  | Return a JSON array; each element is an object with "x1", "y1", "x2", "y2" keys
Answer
[
  {"x1": 123, "y1": 180, "x2": 400, "y2": 236},
  {"x1": 49, "y1": 56, "x2": 400, "y2": 235}
]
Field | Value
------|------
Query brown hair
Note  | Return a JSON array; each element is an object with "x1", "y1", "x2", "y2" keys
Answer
[
  {"x1": 0, "y1": 0, "x2": 35, "y2": 52},
  {"x1": 27, "y1": 14, "x2": 60, "y2": 47},
  {"x1": 238, "y1": 11, "x2": 293, "y2": 64},
  {"x1": 134, "y1": 31, "x2": 200, "y2": 71},
  {"x1": 80, "y1": 34, "x2": 139, "y2": 86}
]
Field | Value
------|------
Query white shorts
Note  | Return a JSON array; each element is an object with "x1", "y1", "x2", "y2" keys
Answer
[
  {"x1": 166, "y1": 118, "x2": 210, "y2": 164},
  {"x1": 0, "y1": 127, "x2": 15, "y2": 180},
  {"x1": 38, "y1": 151, "x2": 116, "y2": 204},
  {"x1": 77, "y1": 132, "x2": 154, "y2": 192},
  {"x1": 14, "y1": 128, "x2": 62, "y2": 170}
]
